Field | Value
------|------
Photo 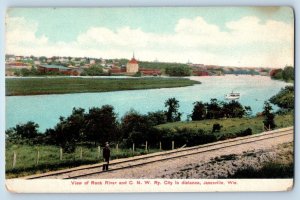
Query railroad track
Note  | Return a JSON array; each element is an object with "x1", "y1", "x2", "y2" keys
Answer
[{"x1": 24, "y1": 126, "x2": 293, "y2": 179}]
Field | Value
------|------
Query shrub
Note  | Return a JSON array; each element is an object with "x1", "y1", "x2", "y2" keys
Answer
[
  {"x1": 188, "y1": 129, "x2": 217, "y2": 146},
  {"x1": 238, "y1": 128, "x2": 252, "y2": 137},
  {"x1": 157, "y1": 128, "x2": 216, "y2": 149},
  {"x1": 212, "y1": 123, "x2": 222, "y2": 133},
  {"x1": 127, "y1": 131, "x2": 147, "y2": 147}
]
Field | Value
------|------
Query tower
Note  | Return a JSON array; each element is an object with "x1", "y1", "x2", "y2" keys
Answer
[{"x1": 126, "y1": 53, "x2": 139, "y2": 73}]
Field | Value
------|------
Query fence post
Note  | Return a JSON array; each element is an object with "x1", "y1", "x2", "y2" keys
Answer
[
  {"x1": 145, "y1": 141, "x2": 148, "y2": 152},
  {"x1": 132, "y1": 143, "x2": 135, "y2": 152},
  {"x1": 60, "y1": 148, "x2": 63, "y2": 161},
  {"x1": 12, "y1": 151, "x2": 17, "y2": 168},
  {"x1": 159, "y1": 141, "x2": 162, "y2": 151},
  {"x1": 268, "y1": 124, "x2": 271, "y2": 131},
  {"x1": 97, "y1": 146, "x2": 101, "y2": 159},
  {"x1": 115, "y1": 143, "x2": 119, "y2": 159},
  {"x1": 80, "y1": 147, "x2": 83, "y2": 159},
  {"x1": 172, "y1": 141, "x2": 174, "y2": 150},
  {"x1": 36, "y1": 150, "x2": 40, "y2": 165}
]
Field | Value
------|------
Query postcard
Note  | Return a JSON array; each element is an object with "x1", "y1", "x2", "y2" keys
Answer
[{"x1": 4, "y1": 7, "x2": 294, "y2": 193}]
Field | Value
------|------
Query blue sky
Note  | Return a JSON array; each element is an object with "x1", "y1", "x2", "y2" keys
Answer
[{"x1": 6, "y1": 7, "x2": 294, "y2": 67}]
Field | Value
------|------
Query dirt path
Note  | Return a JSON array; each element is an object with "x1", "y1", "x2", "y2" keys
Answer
[{"x1": 80, "y1": 130, "x2": 293, "y2": 179}]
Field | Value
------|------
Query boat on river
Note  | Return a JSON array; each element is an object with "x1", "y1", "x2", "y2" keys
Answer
[{"x1": 225, "y1": 91, "x2": 240, "y2": 100}]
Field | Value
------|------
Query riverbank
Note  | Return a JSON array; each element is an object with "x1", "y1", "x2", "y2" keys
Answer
[
  {"x1": 6, "y1": 77, "x2": 200, "y2": 96},
  {"x1": 6, "y1": 113, "x2": 293, "y2": 178}
]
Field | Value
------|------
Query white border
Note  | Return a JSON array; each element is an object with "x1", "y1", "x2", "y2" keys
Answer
[
  {"x1": 0, "y1": 0, "x2": 298, "y2": 199},
  {"x1": 4, "y1": 179, "x2": 293, "y2": 193}
]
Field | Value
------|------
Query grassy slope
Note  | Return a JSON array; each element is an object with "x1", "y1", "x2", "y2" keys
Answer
[
  {"x1": 6, "y1": 114, "x2": 293, "y2": 178},
  {"x1": 156, "y1": 114, "x2": 293, "y2": 136},
  {"x1": 6, "y1": 77, "x2": 199, "y2": 96}
]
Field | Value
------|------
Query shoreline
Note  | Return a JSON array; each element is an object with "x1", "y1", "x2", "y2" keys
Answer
[
  {"x1": 5, "y1": 84, "x2": 199, "y2": 97},
  {"x1": 6, "y1": 77, "x2": 201, "y2": 96}
]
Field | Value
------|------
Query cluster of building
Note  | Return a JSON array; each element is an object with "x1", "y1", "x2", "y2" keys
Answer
[
  {"x1": 37, "y1": 64, "x2": 81, "y2": 76},
  {"x1": 189, "y1": 63, "x2": 271, "y2": 76},
  {"x1": 102, "y1": 54, "x2": 161, "y2": 76},
  {"x1": 5, "y1": 54, "x2": 162, "y2": 76},
  {"x1": 5, "y1": 54, "x2": 274, "y2": 77}
]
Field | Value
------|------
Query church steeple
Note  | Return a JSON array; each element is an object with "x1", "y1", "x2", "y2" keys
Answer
[{"x1": 127, "y1": 51, "x2": 139, "y2": 73}]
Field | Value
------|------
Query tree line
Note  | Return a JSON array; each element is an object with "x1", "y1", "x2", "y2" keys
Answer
[
  {"x1": 6, "y1": 98, "x2": 180, "y2": 152},
  {"x1": 165, "y1": 66, "x2": 191, "y2": 76},
  {"x1": 270, "y1": 66, "x2": 294, "y2": 82},
  {"x1": 13, "y1": 65, "x2": 105, "y2": 77},
  {"x1": 190, "y1": 99, "x2": 252, "y2": 120}
]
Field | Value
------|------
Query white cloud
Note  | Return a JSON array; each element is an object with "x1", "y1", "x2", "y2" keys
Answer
[
  {"x1": 77, "y1": 26, "x2": 151, "y2": 48},
  {"x1": 6, "y1": 17, "x2": 48, "y2": 47},
  {"x1": 5, "y1": 15, "x2": 294, "y2": 68},
  {"x1": 226, "y1": 16, "x2": 293, "y2": 44},
  {"x1": 176, "y1": 17, "x2": 221, "y2": 35}
]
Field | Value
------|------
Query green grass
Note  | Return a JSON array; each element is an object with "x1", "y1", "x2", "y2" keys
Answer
[
  {"x1": 6, "y1": 77, "x2": 200, "y2": 96},
  {"x1": 6, "y1": 114, "x2": 293, "y2": 178},
  {"x1": 5, "y1": 144, "x2": 160, "y2": 178},
  {"x1": 156, "y1": 114, "x2": 293, "y2": 138}
]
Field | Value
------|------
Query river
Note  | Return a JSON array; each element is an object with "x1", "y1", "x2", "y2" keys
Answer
[{"x1": 6, "y1": 75, "x2": 290, "y2": 131}]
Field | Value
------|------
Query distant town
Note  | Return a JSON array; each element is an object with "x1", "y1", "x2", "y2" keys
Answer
[{"x1": 5, "y1": 54, "x2": 285, "y2": 77}]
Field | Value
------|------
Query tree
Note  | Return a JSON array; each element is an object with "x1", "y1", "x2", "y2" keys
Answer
[
  {"x1": 82, "y1": 65, "x2": 104, "y2": 76},
  {"x1": 205, "y1": 99, "x2": 222, "y2": 119},
  {"x1": 20, "y1": 68, "x2": 31, "y2": 76},
  {"x1": 147, "y1": 110, "x2": 167, "y2": 126},
  {"x1": 13, "y1": 69, "x2": 21, "y2": 76},
  {"x1": 263, "y1": 101, "x2": 276, "y2": 130},
  {"x1": 51, "y1": 108, "x2": 85, "y2": 152},
  {"x1": 271, "y1": 66, "x2": 294, "y2": 82},
  {"x1": 165, "y1": 97, "x2": 181, "y2": 122},
  {"x1": 14, "y1": 121, "x2": 39, "y2": 139},
  {"x1": 5, "y1": 128, "x2": 21, "y2": 143},
  {"x1": 222, "y1": 100, "x2": 247, "y2": 118},
  {"x1": 121, "y1": 110, "x2": 149, "y2": 138},
  {"x1": 191, "y1": 101, "x2": 206, "y2": 121},
  {"x1": 39, "y1": 56, "x2": 47, "y2": 63},
  {"x1": 30, "y1": 66, "x2": 39, "y2": 75},
  {"x1": 165, "y1": 66, "x2": 191, "y2": 76},
  {"x1": 6, "y1": 121, "x2": 40, "y2": 144},
  {"x1": 133, "y1": 71, "x2": 142, "y2": 77},
  {"x1": 273, "y1": 69, "x2": 283, "y2": 80},
  {"x1": 66, "y1": 108, "x2": 86, "y2": 141},
  {"x1": 85, "y1": 105, "x2": 118, "y2": 146},
  {"x1": 282, "y1": 66, "x2": 294, "y2": 81},
  {"x1": 121, "y1": 110, "x2": 153, "y2": 146},
  {"x1": 269, "y1": 86, "x2": 294, "y2": 111}
]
